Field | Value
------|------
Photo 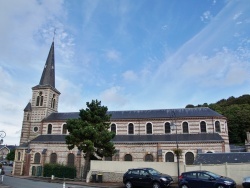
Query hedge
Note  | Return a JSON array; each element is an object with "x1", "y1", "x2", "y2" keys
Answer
[{"x1": 43, "y1": 163, "x2": 76, "y2": 179}]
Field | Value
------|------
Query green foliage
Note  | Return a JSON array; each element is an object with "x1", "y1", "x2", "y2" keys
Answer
[
  {"x1": 43, "y1": 163, "x2": 76, "y2": 179},
  {"x1": 65, "y1": 99, "x2": 115, "y2": 178},
  {"x1": 186, "y1": 94, "x2": 250, "y2": 144},
  {"x1": 173, "y1": 148, "x2": 182, "y2": 157},
  {"x1": 6, "y1": 149, "x2": 15, "y2": 161}
]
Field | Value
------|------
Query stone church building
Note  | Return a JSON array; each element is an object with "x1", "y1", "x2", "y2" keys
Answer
[{"x1": 13, "y1": 42, "x2": 230, "y2": 177}]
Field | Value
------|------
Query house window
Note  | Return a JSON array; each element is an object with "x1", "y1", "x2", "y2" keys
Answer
[
  {"x1": 47, "y1": 124, "x2": 52, "y2": 134},
  {"x1": 165, "y1": 152, "x2": 174, "y2": 162},
  {"x1": 200, "y1": 121, "x2": 207, "y2": 133},
  {"x1": 50, "y1": 153, "x2": 57, "y2": 164},
  {"x1": 111, "y1": 123, "x2": 116, "y2": 134},
  {"x1": 145, "y1": 154, "x2": 153, "y2": 162},
  {"x1": 146, "y1": 123, "x2": 152, "y2": 134},
  {"x1": 182, "y1": 122, "x2": 189, "y2": 133},
  {"x1": 34, "y1": 153, "x2": 41, "y2": 164},
  {"x1": 215, "y1": 121, "x2": 221, "y2": 132},
  {"x1": 128, "y1": 123, "x2": 134, "y2": 134},
  {"x1": 165, "y1": 122, "x2": 171, "y2": 133},
  {"x1": 67, "y1": 153, "x2": 75, "y2": 166},
  {"x1": 185, "y1": 152, "x2": 194, "y2": 165},
  {"x1": 62, "y1": 124, "x2": 67, "y2": 134},
  {"x1": 124, "y1": 154, "x2": 132, "y2": 161}
]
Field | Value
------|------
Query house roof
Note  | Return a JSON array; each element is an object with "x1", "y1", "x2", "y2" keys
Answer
[
  {"x1": 193, "y1": 152, "x2": 250, "y2": 164},
  {"x1": 30, "y1": 133, "x2": 223, "y2": 144},
  {"x1": 0, "y1": 145, "x2": 16, "y2": 151},
  {"x1": 42, "y1": 107, "x2": 223, "y2": 122}
]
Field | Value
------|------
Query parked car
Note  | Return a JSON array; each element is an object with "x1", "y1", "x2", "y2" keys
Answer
[
  {"x1": 123, "y1": 167, "x2": 173, "y2": 188},
  {"x1": 242, "y1": 176, "x2": 250, "y2": 188},
  {"x1": 178, "y1": 170, "x2": 236, "y2": 188}
]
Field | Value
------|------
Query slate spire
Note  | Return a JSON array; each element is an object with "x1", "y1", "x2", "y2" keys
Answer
[{"x1": 39, "y1": 42, "x2": 55, "y2": 88}]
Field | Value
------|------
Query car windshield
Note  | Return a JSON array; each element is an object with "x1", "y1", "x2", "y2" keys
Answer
[
  {"x1": 148, "y1": 168, "x2": 161, "y2": 175},
  {"x1": 205, "y1": 171, "x2": 221, "y2": 178}
]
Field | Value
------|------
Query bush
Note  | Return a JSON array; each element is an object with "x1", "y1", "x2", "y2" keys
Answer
[{"x1": 43, "y1": 163, "x2": 76, "y2": 179}]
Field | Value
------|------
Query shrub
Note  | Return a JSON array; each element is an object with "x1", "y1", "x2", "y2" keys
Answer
[{"x1": 43, "y1": 163, "x2": 76, "y2": 179}]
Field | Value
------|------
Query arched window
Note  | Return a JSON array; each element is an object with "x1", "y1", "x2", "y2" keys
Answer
[
  {"x1": 51, "y1": 94, "x2": 56, "y2": 108},
  {"x1": 34, "y1": 153, "x2": 41, "y2": 164},
  {"x1": 182, "y1": 122, "x2": 189, "y2": 133},
  {"x1": 165, "y1": 152, "x2": 174, "y2": 162},
  {"x1": 124, "y1": 154, "x2": 132, "y2": 161},
  {"x1": 146, "y1": 123, "x2": 152, "y2": 134},
  {"x1": 40, "y1": 96, "x2": 43, "y2": 106},
  {"x1": 145, "y1": 154, "x2": 154, "y2": 162},
  {"x1": 36, "y1": 96, "x2": 40, "y2": 106},
  {"x1": 111, "y1": 123, "x2": 116, "y2": 134},
  {"x1": 215, "y1": 121, "x2": 221, "y2": 132},
  {"x1": 50, "y1": 153, "x2": 57, "y2": 164},
  {"x1": 200, "y1": 121, "x2": 207, "y2": 133},
  {"x1": 165, "y1": 122, "x2": 171, "y2": 133},
  {"x1": 128, "y1": 123, "x2": 134, "y2": 134},
  {"x1": 62, "y1": 124, "x2": 67, "y2": 134},
  {"x1": 47, "y1": 124, "x2": 52, "y2": 134},
  {"x1": 36, "y1": 92, "x2": 43, "y2": 106},
  {"x1": 67, "y1": 153, "x2": 75, "y2": 166},
  {"x1": 18, "y1": 152, "x2": 21, "y2": 161},
  {"x1": 185, "y1": 152, "x2": 194, "y2": 165}
]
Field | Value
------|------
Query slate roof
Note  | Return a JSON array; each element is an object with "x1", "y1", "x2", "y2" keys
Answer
[
  {"x1": 43, "y1": 107, "x2": 223, "y2": 122},
  {"x1": 193, "y1": 152, "x2": 250, "y2": 164},
  {"x1": 24, "y1": 102, "x2": 32, "y2": 112},
  {"x1": 0, "y1": 145, "x2": 16, "y2": 151},
  {"x1": 30, "y1": 133, "x2": 223, "y2": 144}
]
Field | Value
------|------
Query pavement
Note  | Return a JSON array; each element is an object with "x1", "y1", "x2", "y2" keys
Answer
[{"x1": 0, "y1": 174, "x2": 179, "y2": 188}]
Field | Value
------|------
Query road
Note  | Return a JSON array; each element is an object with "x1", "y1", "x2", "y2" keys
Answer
[{"x1": 1, "y1": 166, "x2": 96, "y2": 188}]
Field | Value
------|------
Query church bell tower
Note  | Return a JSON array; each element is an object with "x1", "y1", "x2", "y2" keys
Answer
[{"x1": 20, "y1": 42, "x2": 61, "y2": 145}]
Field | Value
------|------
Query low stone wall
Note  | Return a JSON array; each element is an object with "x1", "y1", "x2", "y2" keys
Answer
[{"x1": 91, "y1": 171, "x2": 123, "y2": 183}]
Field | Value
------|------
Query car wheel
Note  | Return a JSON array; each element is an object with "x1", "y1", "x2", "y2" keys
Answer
[
  {"x1": 153, "y1": 182, "x2": 161, "y2": 188},
  {"x1": 125, "y1": 181, "x2": 133, "y2": 188},
  {"x1": 217, "y1": 186, "x2": 225, "y2": 188},
  {"x1": 181, "y1": 185, "x2": 189, "y2": 188}
]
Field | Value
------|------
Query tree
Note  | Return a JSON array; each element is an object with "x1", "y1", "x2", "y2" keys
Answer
[
  {"x1": 65, "y1": 100, "x2": 115, "y2": 179},
  {"x1": 6, "y1": 149, "x2": 15, "y2": 161}
]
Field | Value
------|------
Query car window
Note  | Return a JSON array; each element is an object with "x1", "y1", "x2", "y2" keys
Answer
[
  {"x1": 198, "y1": 172, "x2": 210, "y2": 180},
  {"x1": 140, "y1": 170, "x2": 149, "y2": 176},
  {"x1": 131, "y1": 169, "x2": 140, "y2": 175},
  {"x1": 148, "y1": 168, "x2": 160, "y2": 175},
  {"x1": 185, "y1": 172, "x2": 196, "y2": 178}
]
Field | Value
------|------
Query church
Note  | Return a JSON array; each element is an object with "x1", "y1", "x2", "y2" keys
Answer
[{"x1": 13, "y1": 42, "x2": 230, "y2": 177}]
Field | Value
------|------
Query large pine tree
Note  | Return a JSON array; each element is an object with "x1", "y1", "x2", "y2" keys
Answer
[{"x1": 65, "y1": 100, "x2": 115, "y2": 179}]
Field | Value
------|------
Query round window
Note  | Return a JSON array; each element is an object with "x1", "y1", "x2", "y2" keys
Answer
[{"x1": 34, "y1": 127, "x2": 39, "y2": 132}]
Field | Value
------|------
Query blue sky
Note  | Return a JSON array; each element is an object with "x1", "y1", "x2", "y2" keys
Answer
[{"x1": 0, "y1": 0, "x2": 249, "y2": 145}]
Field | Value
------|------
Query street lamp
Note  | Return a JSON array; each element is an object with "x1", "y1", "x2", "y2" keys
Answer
[
  {"x1": 170, "y1": 111, "x2": 180, "y2": 183},
  {"x1": 0, "y1": 131, "x2": 6, "y2": 145}
]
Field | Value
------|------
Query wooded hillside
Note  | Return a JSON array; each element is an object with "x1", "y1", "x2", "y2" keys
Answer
[{"x1": 186, "y1": 94, "x2": 250, "y2": 144}]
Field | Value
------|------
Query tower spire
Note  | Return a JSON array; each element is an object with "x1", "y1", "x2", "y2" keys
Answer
[{"x1": 39, "y1": 42, "x2": 55, "y2": 88}]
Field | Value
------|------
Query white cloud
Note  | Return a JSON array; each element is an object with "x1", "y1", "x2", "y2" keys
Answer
[
  {"x1": 122, "y1": 70, "x2": 138, "y2": 81},
  {"x1": 99, "y1": 86, "x2": 128, "y2": 108},
  {"x1": 105, "y1": 49, "x2": 121, "y2": 62},
  {"x1": 200, "y1": 11, "x2": 213, "y2": 23}
]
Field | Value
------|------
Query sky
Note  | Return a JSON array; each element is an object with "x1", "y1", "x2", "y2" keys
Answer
[{"x1": 0, "y1": 0, "x2": 250, "y2": 145}]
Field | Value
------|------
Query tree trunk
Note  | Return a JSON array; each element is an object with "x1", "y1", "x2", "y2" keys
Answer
[{"x1": 82, "y1": 152, "x2": 91, "y2": 180}]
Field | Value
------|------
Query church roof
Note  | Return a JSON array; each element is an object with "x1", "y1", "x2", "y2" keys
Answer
[
  {"x1": 24, "y1": 102, "x2": 32, "y2": 112},
  {"x1": 111, "y1": 133, "x2": 223, "y2": 143},
  {"x1": 193, "y1": 152, "x2": 250, "y2": 164},
  {"x1": 42, "y1": 107, "x2": 223, "y2": 122},
  {"x1": 30, "y1": 133, "x2": 223, "y2": 144},
  {"x1": 39, "y1": 42, "x2": 55, "y2": 88}
]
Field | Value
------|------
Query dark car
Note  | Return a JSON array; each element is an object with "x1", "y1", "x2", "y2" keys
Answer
[
  {"x1": 123, "y1": 167, "x2": 173, "y2": 188},
  {"x1": 178, "y1": 170, "x2": 236, "y2": 188},
  {"x1": 242, "y1": 176, "x2": 250, "y2": 188}
]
